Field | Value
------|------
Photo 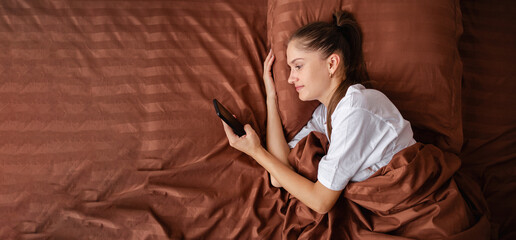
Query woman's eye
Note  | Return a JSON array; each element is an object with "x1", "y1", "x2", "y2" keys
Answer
[{"x1": 295, "y1": 65, "x2": 302, "y2": 70}]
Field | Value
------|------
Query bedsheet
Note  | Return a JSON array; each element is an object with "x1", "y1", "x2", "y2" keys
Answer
[{"x1": 0, "y1": 0, "x2": 280, "y2": 238}]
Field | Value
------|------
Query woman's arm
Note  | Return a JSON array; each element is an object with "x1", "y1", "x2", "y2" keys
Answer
[
  {"x1": 253, "y1": 147, "x2": 341, "y2": 214},
  {"x1": 263, "y1": 50, "x2": 292, "y2": 187},
  {"x1": 221, "y1": 121, "x2": 342, "y2": 214},
  {"x1": 266, "y1": 98, "x2": 292, "y2": 187}
]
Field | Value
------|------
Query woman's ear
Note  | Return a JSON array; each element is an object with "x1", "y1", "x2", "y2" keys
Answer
[{"x1": 327, "y1": 53, "x2": 341, "y2": 77}]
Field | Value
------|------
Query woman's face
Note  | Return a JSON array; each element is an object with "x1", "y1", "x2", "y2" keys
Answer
[{"x1": 286, "y1": 40, "x2": 337, "y2": 105}]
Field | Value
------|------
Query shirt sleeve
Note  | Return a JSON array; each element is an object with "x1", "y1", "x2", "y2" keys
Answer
[
  {"x1": 317, "y1": 108, "x2": 397, "y2": 191},
  {"x1": 287, "y1": 104, "x2": 326, "y2": 149}
]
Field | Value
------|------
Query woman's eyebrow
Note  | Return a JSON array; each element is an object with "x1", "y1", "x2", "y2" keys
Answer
[{"x1": 289, "y1": 58, "x2": 303, "y2": 65}]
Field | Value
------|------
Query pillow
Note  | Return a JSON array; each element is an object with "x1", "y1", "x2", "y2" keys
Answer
[{"x1": 267, "y1": 0, "x2": 463, "y2": 153}]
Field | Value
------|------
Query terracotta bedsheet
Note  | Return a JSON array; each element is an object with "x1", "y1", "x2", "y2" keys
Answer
[
  {"x1": 0, "y1": 0, "x2": 278, "y2": 238},
  {"x1": 0, "y1": 0, "x2": 511, "y2": 239}
]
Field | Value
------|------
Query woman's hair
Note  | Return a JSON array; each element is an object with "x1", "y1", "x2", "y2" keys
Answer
[{"x1": 289, "y1": 10, "x2": 369, "y2": 137}]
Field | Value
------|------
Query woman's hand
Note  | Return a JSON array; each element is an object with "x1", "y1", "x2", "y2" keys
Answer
[
  {"x1": 221, "y1": 120, "x2": 262, "y2": 158},
  {"x1": 263, "y1": 49, "x2": 277, "y2": 101}
]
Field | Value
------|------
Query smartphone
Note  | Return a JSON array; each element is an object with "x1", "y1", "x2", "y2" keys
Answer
[{"x1": 213, "y1": 99, "x2": 246, "y2": 137}]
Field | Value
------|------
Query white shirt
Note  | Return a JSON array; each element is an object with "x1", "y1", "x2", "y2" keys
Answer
[{"x1": 288, "y1": 84, "x2": 416, "y2": 191}]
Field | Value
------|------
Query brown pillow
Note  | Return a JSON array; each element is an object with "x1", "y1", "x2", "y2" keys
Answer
[{"x1": 267, "y1": 0, "x2": 463, "y2": 153}]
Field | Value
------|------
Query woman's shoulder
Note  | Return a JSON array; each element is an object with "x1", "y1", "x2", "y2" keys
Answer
[
  {"x1": 331, "y1": 84, "x2": 405, "y2": 127},
  {"x1": 338, "y1": 84, "x2": 393, "y2": 111}
]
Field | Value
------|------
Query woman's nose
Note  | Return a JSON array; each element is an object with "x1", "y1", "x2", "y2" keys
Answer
[{"x1": 288, "y1": 73, "x2": 297, "y2": 84}]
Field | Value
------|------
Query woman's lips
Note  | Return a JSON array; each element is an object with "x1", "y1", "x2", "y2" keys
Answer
[{"x1": 295, "y1": 86, "x2": 304, "y2": 92}]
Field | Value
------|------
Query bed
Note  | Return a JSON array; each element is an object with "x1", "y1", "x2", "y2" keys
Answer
[{"x1": 0, "y1": 0, "x2": 514, "y2": 239}]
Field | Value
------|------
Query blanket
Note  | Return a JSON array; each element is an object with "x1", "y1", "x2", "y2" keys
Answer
[{"x1": 284, "y1": 132, "x2": 490, "y2": 239}]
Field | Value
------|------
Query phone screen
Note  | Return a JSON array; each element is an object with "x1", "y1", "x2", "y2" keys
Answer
[{"x1": 213, "y1": 99, "x2": 246, "y2": 137}]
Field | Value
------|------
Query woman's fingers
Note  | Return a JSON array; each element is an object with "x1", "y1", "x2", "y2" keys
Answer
[
  {"x1": 263, "y1": 49, "x2": 275, "y2": 81},
  {"x1": 221, "y1": 120, "x2": 237, "y2": 140},
  {"x1": 263, "y1": 50, "x2": 270, "y2": 71},
  {"x1": 263, "y1": 49, "x2": 275, "y2": 73},
  {"x1": 221, "y1": 120, "x2": 261, "y2": 157},
  {"x1": 243, "y1": 124, "x2": 254, "y2": 135},
  {"x1": 263, "y1": 49, "x2": 277, "y2": 99},
  {"x1": 267, "y1": 53, "x2": 275, "y2": 72}
]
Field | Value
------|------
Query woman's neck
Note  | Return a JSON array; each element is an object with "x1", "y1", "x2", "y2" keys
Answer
[{"x1": 319, "y1": 80, "x2": 341, "y2": 108}]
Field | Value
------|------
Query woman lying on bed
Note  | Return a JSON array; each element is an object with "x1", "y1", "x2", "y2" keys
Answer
[{"x1": 221, "y1": 11, "x2": 415, "y2": 214}]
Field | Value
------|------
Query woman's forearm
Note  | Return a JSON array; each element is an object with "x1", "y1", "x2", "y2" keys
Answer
[
  {"x1": 266, "y1": 98, "x2": 292, "y2": 187},
  {"x1": 265, "y1": 98, "x2": 291, "y2": 163},
  {"x1": 253, "y1": 147, "x2": 337, "y2": 214}
]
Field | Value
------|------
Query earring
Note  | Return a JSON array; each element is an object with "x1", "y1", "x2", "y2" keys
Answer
[{"x1": 329, "y1": 72, "x2": 334, "y2": 78}]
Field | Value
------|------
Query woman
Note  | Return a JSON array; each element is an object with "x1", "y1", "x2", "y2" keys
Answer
[{"x1": 220, "y1": 11, "x2": 415, "y2": 214}]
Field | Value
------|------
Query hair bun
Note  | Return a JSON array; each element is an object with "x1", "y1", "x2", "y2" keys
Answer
[{"x1": 333, "y1": 10, "x2": 356, "y2": 28}]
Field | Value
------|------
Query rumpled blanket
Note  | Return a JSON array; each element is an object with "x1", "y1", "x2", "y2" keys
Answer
[{"x1": 283, "y1": 131, "x2": 490, "y2": 239}]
